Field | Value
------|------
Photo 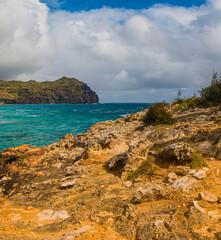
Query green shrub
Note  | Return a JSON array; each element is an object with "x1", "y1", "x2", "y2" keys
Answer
[
  {"x1": 127, "y1": 157, "x2": 157, "y2": 181},
  {"x1": 200, "y1": 72, "x2": 221, "y2": 105},
  {"x1": 142, "y1": 103, "x2": 175, "y2": 126},
  {"x1": 189, "y1": 153, "x2": 208, "y2": 169}
]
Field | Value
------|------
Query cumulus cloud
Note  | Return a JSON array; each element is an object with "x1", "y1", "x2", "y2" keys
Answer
[
  {"x1": 0, "y1": 0, "x2": 53, "y2": 80},
  {"x1": 1, "y1": 0, "x2": 221, "y2": 102}
]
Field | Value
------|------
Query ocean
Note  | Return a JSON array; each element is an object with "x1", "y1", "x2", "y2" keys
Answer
[{"x1": 0, "y1": 103, "x2": 150, "y2": 152}]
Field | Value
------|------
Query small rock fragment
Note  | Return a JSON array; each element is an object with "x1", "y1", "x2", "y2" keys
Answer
[
  {"x1": 199, "y1": 191, "x2": 218, "y2": 203},
  {"x1": 175, "y1": 166, "x2": 190, "y2": 176},
  {"x1": 37, "y1": 210, "x2": 54, "y2": 221},
  {"x1": 193, "y1": 169, "x2": 206, "y2": 180},
  {"x1": 37, "y1": 209, "x2": 69, "y2": 221},
  {"x1": 193, "y1": 201, "x2": 206, "y2": 213},
  {"x1": 168, "y1": 172, "x2": 178, "y2": 180},
  {"x1": 123, "y1": 181, "x2": 133, "y2": 188},
  {"x1": 10, "y1": 213, "x2": 21, "y2": 221},
  {"x1": 58, "y1": 225, "x2": 90, "y2": 240},
  {"x1": 60, "y1": 180, "x2": 76, "y2": 189},
  {"x1": 51, "y1": 210, "x2": 69, "y2": 220},
  {"x1": 154, "y1": 220, "x2": 164, "y2": 226},
  {"x1": 216, "y1": 169, "x2": 220, "y2": 177}
]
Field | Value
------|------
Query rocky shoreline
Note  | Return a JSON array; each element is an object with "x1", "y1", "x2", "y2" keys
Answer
[{"x1": 0, "y1": 105, "x2": 221, "y2": 239}]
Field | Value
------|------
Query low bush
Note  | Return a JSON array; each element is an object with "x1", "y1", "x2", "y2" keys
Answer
[
  {"x1": 127, "y1": 157, "x2": 157, "y2": 181},
  {"x1": 189, "y1": 153, "x2": 208, "y2": 169},
  {"x1": 142, "y1": 103, "x2": 175, "y2": 126},
  {"x1": 200, "y1": 72, "x2": 221, "y2": 105}
]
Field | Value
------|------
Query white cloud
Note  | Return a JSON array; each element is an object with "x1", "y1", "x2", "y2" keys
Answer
[
  {"x1": 1, "y1": 0, "x2": 221, "y2": 102},
  {"x1": 209, "y1": 0, "x2": 221, "y2": 9},
  {"x1": 0, "y1": 0, "x2": 53, "y2": 80}
]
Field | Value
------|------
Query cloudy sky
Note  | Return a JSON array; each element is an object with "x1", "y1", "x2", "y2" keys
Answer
[{"x1": 0, "y1": 0, "x2": 221, "y2": 102}]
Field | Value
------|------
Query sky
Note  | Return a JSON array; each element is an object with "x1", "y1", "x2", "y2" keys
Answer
[{"x1": 0, "y1": 0, "x2": 221, "y2": 103}]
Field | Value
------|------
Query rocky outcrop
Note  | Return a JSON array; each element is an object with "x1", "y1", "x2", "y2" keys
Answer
[
  {"x1": 0, "y1": 106, "x2": 220, "y2": 239},
  {"x1": 0, "y1": 77, "x2": 99, "y2": 104}
]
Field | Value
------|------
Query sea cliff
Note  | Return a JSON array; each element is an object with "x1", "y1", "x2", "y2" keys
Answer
[
  {"x1": 0, "y1": 105, "x2": 221, "y2": 239},
  {"x1": 0, "y1": 77, "x2": 99, "y2": 104}
]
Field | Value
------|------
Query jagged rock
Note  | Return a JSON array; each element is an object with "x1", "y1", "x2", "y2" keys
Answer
[
  {"x1": 194, "y1": 141, "x2": 216, "y2": 157},
  {"x1": 159, "y1": 143, "x2": 193, "y2": 165},
  {"x1": 208, "y1": 211, "x2": 221, "y2": 225},
  {"x1": 188, "y1": 204, "x2": 208, "y2": 225},
  {"x1": 60, "y1": 181, "x2": 76, "y2": 189},
  {"x1": 199, "y1": 191, "x2": 218, "y2": 203},
  {"x1": 132, "y1": 184, "x2": 166, "y2": 203},
  {"x1": 136, "y1": 219, "x2": 176, "y2": 240},
  {"x1": 218, "y1": 197, "x2": 221, "y2": 203},
  {"x1": 113, "y1": 204, "x2": 137, "y2": 239},
  {"x1": 106, "y1": 152, "x2": 129, "y2": 169},
  {"x1": 172, "y1": 176, "x2": 198, "y2": 193},
  {"x1": 193, "y1": 169, "x2": 207, "y2": 180}
]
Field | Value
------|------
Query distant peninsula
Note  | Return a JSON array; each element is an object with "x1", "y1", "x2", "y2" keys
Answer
[{"x1": 0, "y1": 77, "x2": 99, "y2": 104}]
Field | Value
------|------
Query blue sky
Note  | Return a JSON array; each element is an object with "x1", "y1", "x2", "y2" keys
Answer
[{"x1": 41, "y1": 0, "x2": 207, "y2": 11}]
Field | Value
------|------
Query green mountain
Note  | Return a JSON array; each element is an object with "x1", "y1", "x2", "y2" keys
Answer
[{"x1": 0, "y1": 77, "x2": 99, "y2": 104}]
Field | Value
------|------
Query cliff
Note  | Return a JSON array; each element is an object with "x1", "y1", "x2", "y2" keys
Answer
[
  {"x1": 0, "y1": 105, "x2": 221, "y2": 239},
  {"x1": 0, "y1": 77, "x2": 99, "y2": 104}
]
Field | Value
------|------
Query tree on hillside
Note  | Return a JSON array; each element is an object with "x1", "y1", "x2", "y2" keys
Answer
[
  {"x1": 176, "y1": 89, "x2": 182, "y2": 100},
  {"x1": 200, "y1": 72, "x2": 221, "y2": 105}
]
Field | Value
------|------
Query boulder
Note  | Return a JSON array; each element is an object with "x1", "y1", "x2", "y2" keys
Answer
[{"x1": 159, "y1": 143, "x2": 193, "y2": 165}]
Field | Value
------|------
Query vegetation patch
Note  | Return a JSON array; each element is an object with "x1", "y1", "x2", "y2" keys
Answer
[
  {"x1": 127, "y1": 157, "x2": 157, "y2": 181},
  {"x1": 142, "y1": 103, "x2": 175, "y2": 126},
  {"x1": 188, "y1": 153, "x2": 208, "y2": 169},
  {"x1": 200, "y1": 72, "x2": 221, "y2": 105},
  {"x1": 172, "y1": 73, "x2": 221, "y2": 112}
]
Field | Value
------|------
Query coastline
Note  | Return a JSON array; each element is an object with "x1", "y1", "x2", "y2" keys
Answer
[
  {"x1": 0, "y1": 103, "x2": 150, "y2": 152},
  {"x1": 0, "y1": 105, "x2": 221, "y2": 239}
]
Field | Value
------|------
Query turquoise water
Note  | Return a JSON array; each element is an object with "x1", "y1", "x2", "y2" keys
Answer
[{"x1": 0, "y1": 103, "x2": 150, "y2": 151}]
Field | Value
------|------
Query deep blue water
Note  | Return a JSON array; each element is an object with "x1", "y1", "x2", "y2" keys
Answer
[{"x1": 0, "y1": 103, "x2": 150, "y2": 152}]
